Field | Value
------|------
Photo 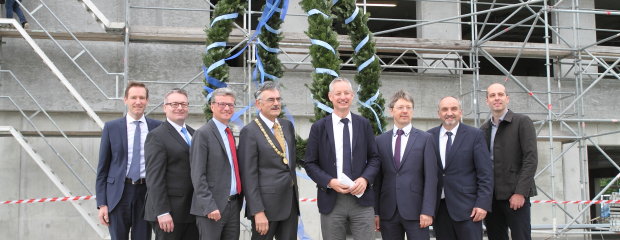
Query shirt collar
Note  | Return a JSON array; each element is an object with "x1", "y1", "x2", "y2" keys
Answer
[
  {"x1": 126, "y1": 114, "x2": 146, "y2": 125},
  {"x1": 259, "y1": 112, "x2": 278, "y2": 129},
  {"x1": 491, "y1": 109, "x2": 509, "y2": 126},
  {"x1": 212, "y1": 118, "x2": 229, "y2": 133},
  {"x1": 393, "y1": 123, "x2": 412, "y2": 137},
  {"x1": 331, "y1": 112, "x2": 352, "y2": 126},
  {"x1": 440, "y1": 123, "x2": 460, "y2": 137},
  {"x1": 166, "y1": 118, "x2": 186, "y2": 132}
]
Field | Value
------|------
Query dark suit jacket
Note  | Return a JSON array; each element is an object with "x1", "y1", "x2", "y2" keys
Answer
[
  {"x1": 238, "y1": 117, "x2": 298, "y2": 221},
  {"x1": 190, "y1": 119, "x2": 241, "y2": 217},
  {"x1": 96, "y1": 116, "x2": 162, "y2": 211},
  {"x1": 144, "y1": 121, "x2": 195, "y2": 223},
  {"x1": 428, "y1": 123, "x2": 493, "y2": 221},
  {"x1": 374, "y1": 127, "x2": 438, "y2": 220},
  {"x1": 303, "y1": 113, "x2": 380, "y2": 214},
  {"x1": 480, "y1": 109, "x2": 538, "y2": 200}
]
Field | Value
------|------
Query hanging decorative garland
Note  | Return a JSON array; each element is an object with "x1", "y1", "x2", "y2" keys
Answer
[{"x1": 300, "y1": 0, "x2": 386, "y2": 134}]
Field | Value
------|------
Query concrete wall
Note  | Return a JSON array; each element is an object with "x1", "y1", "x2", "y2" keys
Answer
[{"x1": 1, "y1": 0, "x2": 620, "y2": 239}]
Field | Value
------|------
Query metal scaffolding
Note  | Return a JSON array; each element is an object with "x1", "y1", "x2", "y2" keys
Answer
[{"x1": 2, "y1": 0, "x2": 620, "y2": 239}]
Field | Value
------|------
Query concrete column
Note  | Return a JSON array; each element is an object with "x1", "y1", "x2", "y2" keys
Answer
[
  {"x1": 415, "y1": 1, "x2": 461, "y2": 74},
  {"x1": 553, "y1": 0, "x2": 597, "y2": 78}
]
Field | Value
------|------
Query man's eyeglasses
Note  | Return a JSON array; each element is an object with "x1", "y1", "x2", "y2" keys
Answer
[
  {"x1": 165, "y1": 102, "x2": 189, "y2": 109},
  {"x1": 212, "y1": 102, "x2": 235, "y2": 109}
]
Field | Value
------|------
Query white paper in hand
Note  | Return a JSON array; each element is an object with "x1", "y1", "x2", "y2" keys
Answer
[{"x1": 338, "y1": 174, "x2": 363, "y2": 198}]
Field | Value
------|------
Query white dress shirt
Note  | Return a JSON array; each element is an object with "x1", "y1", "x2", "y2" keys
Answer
[
  {"x1": 166, "y1": 118, "x2": 191, "y2": 143},
  {"x1": 126, "y1": 114, "x2": 149, "y2": 178},
  {"x1": 331, "y1": 112, "x2": 353, "y2": 180},
  {"x1": 439, "y1": 123, "x2": 459, "y2": 199},
  {"x1": 391, "y1": 123, "x2": 412, "y2": 163}
]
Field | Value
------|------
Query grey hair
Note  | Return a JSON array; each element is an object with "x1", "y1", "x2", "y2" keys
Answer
[
  {"x1": 388, "y1": 90, "x2": 414, "y2": 109},
  {"x1": 328, "y1": 77, "x2": 354, "y2": 92},
  {"x1": 209, "y1": 87, "x2": 236, "y2": 104},
  {"x1": 437, "y1": 96, "x2": 462, "y2": 109},
  {"x1": 254, "y1": 81, "x2": 280, "y2": 100},
  {"x1": 164, "y1": 88, "x2": 188, "y2": 103}
]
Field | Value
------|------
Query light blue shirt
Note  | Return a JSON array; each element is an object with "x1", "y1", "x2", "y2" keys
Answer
[
  {"x1": 490, "y1": 109, "x2": 508, "y2": 160},
  {"x1": 126, "y1": 115, "x2": 148, "y2": 178},
  {"x1": 212, "y1": 118, "x2": 238, "y2": 195},
  {"x1": 166, "y1": 118, "x2": 191, "y2": 143}
]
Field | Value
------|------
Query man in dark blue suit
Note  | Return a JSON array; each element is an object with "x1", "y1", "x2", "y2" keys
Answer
[
  {"x1": 303, "y1": 77, "x2": 380, "y2": 240},
  {"x1": 96, "y1": 82, "x2": 162, "y2": 240},
  {"x1": 374, "y1": 90, "x2": 438, "y2": 240},
  {"x1": 428, "y1": 96, "x2": 493, "y2": 240}
]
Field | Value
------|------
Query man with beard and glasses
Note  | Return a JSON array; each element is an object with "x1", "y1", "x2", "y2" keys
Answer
[
  {"x1": 428, "y1": 96, "x2": 493, "y2": 240},
  {"x1": 238, "y1": 82, "x2": 299, "y2": 239},
  {"x1": 303, "y1": 77, "x2": 380, "y2": 240}
]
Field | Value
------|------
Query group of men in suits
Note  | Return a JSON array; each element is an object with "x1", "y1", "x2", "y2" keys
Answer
[
  {"x1": 304, "y1": 78, "x2": 537, "y2": 240},
  {"x1": 95, "y1": 79, "x2": 537, "y2": 240},
  {"x1": 95, "y1": 82, "x2": 299, "y2": 240}
]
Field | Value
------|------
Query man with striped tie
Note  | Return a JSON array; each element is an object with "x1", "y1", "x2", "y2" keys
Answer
[{"x1": 145, "y1": 88, "x2": 198, "y2": 239}]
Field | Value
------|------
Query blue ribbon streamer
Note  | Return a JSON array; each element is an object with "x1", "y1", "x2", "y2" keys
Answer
[
  {"x1": 332, "y1": 0, "x2": 339, "y2": 6},
  {"x1": 265, "y1": 1, "x2": 282, "y2": 12},
  {"x1": 206, "y1": 42, "x2": 226, "y2": 53},
  {"x1": 255, "y1": 51, "x2": 279, "y2": 83},
  {"x1": 297, "y1": 215, "x2": 313, "y2": 240},
  {"x1": 310, "y1": 39, "x2": 336, "y2": 54},
  {"x1": 315, "y1": 68, "x2": 339, "y2": 77},
  {"x1": 210, "y1": 13, "x2": 239, "y2": 27},
  {"x1": 296, "y1": 171, "x2": 312, "y2": 181},
  {"x1": 357, "y1": 90, "x2": 383, "y2": 131},
  {"x1": 344, "y1": 7, "x2": 359, "y2": 25},
  {"x1": 307, "y1": 9, "x2": 329, "y2": 18},
  {"x1": 202, "y1": 86, "x2": 214, "y2": 102},
  {"x1": 201, "y1": 66, "x2": 228, "y2": 88},
  {"x1": 355, "y1": 35, "x2": 369, "y2": 53},
  {"x1": 280, "y1": 0, "x2": 289, "y2": 20},
  {"x1": 357, "y1": 56, "x2": 375, "y2": 72},
  {"x1": 264, "y1": 24, "x2": 281, "y2": 34},
  {"x1": 205, "y1": 60, "x2": 226, "y2": 75},
  {"x1": 313, "y1": 98, "x2": 334, "y2": 113},
  {"x1": 258, "y1": 39, "x2": 280, "y2": 53}
]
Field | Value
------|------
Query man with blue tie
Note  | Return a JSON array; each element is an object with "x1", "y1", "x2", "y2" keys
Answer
[
  {"x1": 428, "y1": 96, "x2": 493, "y2": 240},
  {"x1": 144, "y1": 88, "x2": 198, "y2": 240},
  {"x1": 303, "y1": 77, "x2": 380, "y2": 240},
  {"x1": 374, "y1": 90, "x2": 438, "y2": 240},
  {"x1": 96, "y1": 81, "x2": 162, "y2": 240},
  {"x1": 190, "y1": 87, "x2": 244, "y2": 240}
]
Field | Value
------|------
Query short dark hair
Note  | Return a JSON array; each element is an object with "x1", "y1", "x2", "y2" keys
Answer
[
  {"x1": 254, "y1": 81, "x2": 280, "y2": 100},
  {"x1": 124, "y1": 81, "x2": 149, "y2": 99},
  {"x1": 164, "y1": 88, "x2": 188, "y2": 103},
  {"x1": 388, "y1": 90, "x2": 414, "y2": 109}
]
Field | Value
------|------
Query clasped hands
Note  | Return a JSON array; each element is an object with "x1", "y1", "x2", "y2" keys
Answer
[{"x1": 328, "y1": 178, "x2": 368, "y2": 196}]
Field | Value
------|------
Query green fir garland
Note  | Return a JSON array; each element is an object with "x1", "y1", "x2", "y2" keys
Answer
[
  {"x1": 300, "y1": 0, "x2": 342, "y2": 123},
  {"x1": 257, "y1": 4, "x2": 284, "y2": 80},
  {"x1": 332, "y1": 0, "x2": 385, "y2": 134},
  {"x1": 202, "y1": 0, "x2": 245, "y2": 119}
]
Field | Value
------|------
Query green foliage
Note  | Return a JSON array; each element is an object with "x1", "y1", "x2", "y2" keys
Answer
[
  {"x1": 300, "y1": 0, "x2": 342, "y2": 123},
  {"x1": 332, "y1": 0, "x2": 386, "y2": 134},
  {"x1": 202, "y1": 0, "x2": 245, "y2": 119},
  {"x1": 295, "y1": 134, "x2": 308, "y2": 168},
  {"x1": 258, "y1": 5, "x2": 284, "y2": 80}
]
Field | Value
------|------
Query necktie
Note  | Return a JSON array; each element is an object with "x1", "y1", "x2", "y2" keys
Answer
[
  {"x1": 341, "y1": 118, "x2": 352, "y2": 178},
  {"x1": 445, "y1": 131, "x2": 453, "y2": 166},
  {"x1": 393, "y1": 129, "x2": 405, "y2": 169},
  {"x1": 273, "y1": 122, "x2": 287, "y2": 165},
  {"x1": 180, "y1": 127, "x2": 191, "y2": 146},
  {"x1": 225, "y1": 127, "x2": 242, "y2": 194},
  {"x1": 128, "y1": 121, "x2": 142, "y2": 182}
]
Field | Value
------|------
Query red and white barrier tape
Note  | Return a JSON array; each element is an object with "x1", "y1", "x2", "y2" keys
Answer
[
  {"x1": 3, "y1": 195, "x2": 620, "y2": 205},
  {"x1": 2, "y1": 195, "x2": 95, "y2": 205}
]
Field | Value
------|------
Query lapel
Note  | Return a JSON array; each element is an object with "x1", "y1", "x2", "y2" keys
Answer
[
  {"x1": 325, "y1": 117, "x2": 337, "y2": 164},
  {"x1": 384, "y1": 130, "x2": 396, "y2": 171},
  {"x1": 431, "y1": 127, "x2": 443, "y2": 169},
  {"x1": 445, "y1": 125, "x2": 466, "y2": 169},
  {"x1": 165, "y1": 121, "x2": 190, "y2": 150},
  {"x1": 399, "y1": 128, "x2": 417, "y2": 171},
  {"x1": 208, "y1": 120, "x2": 228, "y2": 153},
  {"x1": 351, "y1": 114, "x2": 360, "y2": 153},
  {"x1": 256, "y1": 117, "x2": 283, "y2": 153},
  {"x1": 119, "y1": 117, "x2": 128, "y2": 158}
]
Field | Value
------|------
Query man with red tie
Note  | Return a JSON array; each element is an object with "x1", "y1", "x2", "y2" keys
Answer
[{"x1": 190, "y1": 88, "x2": 243, "y2": 240}]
